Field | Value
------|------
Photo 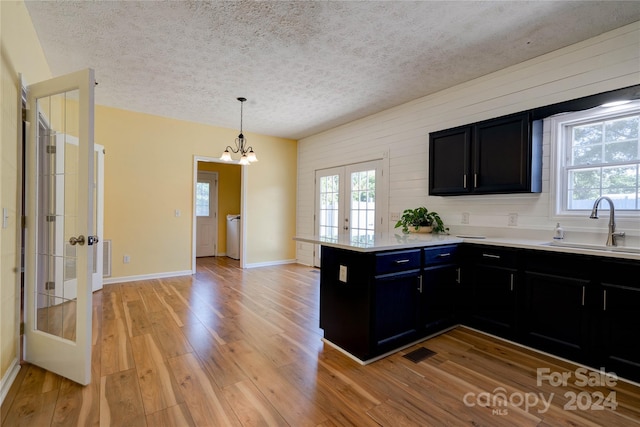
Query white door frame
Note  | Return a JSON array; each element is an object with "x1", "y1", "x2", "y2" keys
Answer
[{"x1": 192, "y1": 156, "x2": 245, "y2": 271}]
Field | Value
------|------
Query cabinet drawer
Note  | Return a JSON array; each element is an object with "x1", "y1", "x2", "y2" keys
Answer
[
  {"x1": 599, "y1": 259, "x2": 640, "y2": 289},
  {"x1": 523, "y1": 250, "x2": 594, "y2": 280},
  {"x1": 471, "y1": 246, "x2": 517, "y2": 267},
  {"x1": 375, "y1": 249, "x2": 421, "y2": 275},
  {"x1": 423, "y1": 245, "x2": 459, "y2": 266}
]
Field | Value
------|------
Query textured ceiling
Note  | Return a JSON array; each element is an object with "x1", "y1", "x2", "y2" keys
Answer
[{"x1": 24, "y1": 1, "x2": 640, "y2": 140}]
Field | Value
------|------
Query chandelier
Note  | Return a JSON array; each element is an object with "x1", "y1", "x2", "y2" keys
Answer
[{"x1": 220, "y1": 97, "x2": 258, "y2": 165}]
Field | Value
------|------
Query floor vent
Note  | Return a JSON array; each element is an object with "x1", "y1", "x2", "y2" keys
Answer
[
  {"x1": 103, "y1": 239, "x2": 112, "y2": 277},
  {"x1": 403, "y1": 347, "x2": 436, "y2": 363}
]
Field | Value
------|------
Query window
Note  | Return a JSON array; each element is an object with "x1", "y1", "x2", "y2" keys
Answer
[
  {"x1": 552, "y1": 102, "x2": 640, "y2": 214},
  {"x1": 196, "y1": 181, "x2": 210, "y2": 217}
]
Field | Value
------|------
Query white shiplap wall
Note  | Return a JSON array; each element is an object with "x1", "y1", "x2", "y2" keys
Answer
[{"x1": 296, "y1": 22, "x2": 640, "y2": 266}]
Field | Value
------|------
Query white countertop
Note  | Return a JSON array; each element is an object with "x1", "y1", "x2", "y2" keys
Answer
[
  {"x1": 293, "y1": 233, "x2": 463, "y2": 251},
  {"x1": 293, "y1": 233, "x2": 640, "y2": 261}
]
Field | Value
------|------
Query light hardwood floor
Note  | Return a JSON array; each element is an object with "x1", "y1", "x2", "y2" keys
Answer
[{"x1": 2, "y1": 256, "x2": 639, "y2": 426}]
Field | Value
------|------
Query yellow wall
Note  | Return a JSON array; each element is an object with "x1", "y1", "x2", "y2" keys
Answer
[
  {"x1": 0, "y1": 0, "x2": 52, "y2": 386},
  {"x1": 244, "y1": 147, "x2": 298, "y2": 263},
  {"x1": 197, "y1": 161, "x2": 241, "y2": 255},
  {"x1": 97, "y1": 105, "x2": 297, "y2": 278}
]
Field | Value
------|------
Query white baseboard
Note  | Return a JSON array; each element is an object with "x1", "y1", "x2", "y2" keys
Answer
[
  {"x1": 244, "y1": 259, "x2": 297, "y2": 268},
  {"x1": 103, "y1": 259, "x2": 299, "y2": 284},
  {"x1": 294, "y1": 260, "x2": 315, "y2": 267},
  {"x1": 0, "y1": 359, "x2": 21, "y2": 406},
  {"x1": 103, "y1": 269, "x2": 193, "y2": 285}
]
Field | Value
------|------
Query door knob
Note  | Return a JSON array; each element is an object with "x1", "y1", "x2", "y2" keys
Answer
[{"x1": 69, "y1": 235, "x2": 85, "y2": 246}]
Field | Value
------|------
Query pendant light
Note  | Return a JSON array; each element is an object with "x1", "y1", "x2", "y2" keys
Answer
[{"x1": 221, "y1": 97, "x2": 258, "y2": 165}]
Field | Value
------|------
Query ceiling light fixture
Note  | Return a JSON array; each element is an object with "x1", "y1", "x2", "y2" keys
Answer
[{"x1": 221, "y1": 97, "x2": 258, "y2": 165}]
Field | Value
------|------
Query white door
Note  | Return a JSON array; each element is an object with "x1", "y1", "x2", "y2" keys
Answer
[
  {"x1": 196, "y1": 171, "x2": 218, "y2": 257},
  {"x1": 24, "y1": 69, "x2": 95, "y2": 385},
  {"x1": 314, "y1": 160, "x2": 384, "y2": 266},
  {"x1": 345, "y1": 161, "x2": 382, "y2": 243},
  {"x1": 315, "y1": 166, "x2": 345, "y2": 242}
]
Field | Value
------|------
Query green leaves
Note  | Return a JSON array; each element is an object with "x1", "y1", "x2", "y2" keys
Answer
[{"x1": 394, "y1": 207, "x2": 448, "y2": 234}]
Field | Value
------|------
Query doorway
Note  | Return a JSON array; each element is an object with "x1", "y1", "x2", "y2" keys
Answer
[
  {"x1": 192, "y1": 157, "x2": 243, "y2": 270},
  {"x1": 314, "y1": 159, "x2": 388, "y2": 267}
]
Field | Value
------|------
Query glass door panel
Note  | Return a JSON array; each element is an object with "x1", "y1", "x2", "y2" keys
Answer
[
  {"x1": 318, "y1": 173, "x2": 343, "y2": 240},
  {"x1": 35, "y1": 93, "x2": 80, "y2": 340},
  {"x1": 348, "y1": 166, "x2": 378, "y2": 246}
]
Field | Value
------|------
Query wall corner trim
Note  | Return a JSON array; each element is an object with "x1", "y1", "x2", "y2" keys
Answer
[{"x1": 0, "y1": 359, "x2": 21, "y2": 406}]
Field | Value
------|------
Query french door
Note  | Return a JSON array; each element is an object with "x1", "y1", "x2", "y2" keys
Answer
[
  {"x1": 314, "y1": 160, "x2": 384, "y2": 266},
  {"x1": 24, "y1": 69, "x2": 95, "y2": 385}
]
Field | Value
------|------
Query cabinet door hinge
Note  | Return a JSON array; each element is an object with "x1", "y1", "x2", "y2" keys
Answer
[
  {"x1": 46, "y1": 145, "x2": 57, "y2": 154},
  {"x1": 22, "y1": 108, "x2": 29, "y2": 122},
  {"x1": 46, "y1": 214, "x2": 56, "y2": 222},
  {"x1": 45, "y1": 281, "x2": 55, "y2": 290},
  {"x1": 20, "y1": 322, "x2": 25, "y2": 335},
  {"x1": 21, "y1": 216, "x2": 27, "y2": 228}
]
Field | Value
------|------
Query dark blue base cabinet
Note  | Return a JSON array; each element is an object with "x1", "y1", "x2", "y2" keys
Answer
[
  {"x1": 463, "y1": 246, "x2": 640, "y2": 383},
  {"x1": 319, "y1": 245, "x2": 460, "y2": 361},
  {"x1": 520, "y1": 251, "x2": 640, "y2": 383},
  {"x1": 319, "y1": 243, "x2": 640, "y2": 383}
]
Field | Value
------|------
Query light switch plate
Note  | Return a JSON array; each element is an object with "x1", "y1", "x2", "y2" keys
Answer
[{"x1": 339, "y1": 265, "x2": 347, "y2": 282}]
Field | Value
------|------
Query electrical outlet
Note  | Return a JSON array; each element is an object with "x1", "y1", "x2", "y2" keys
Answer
[
  {"x1": 390, "y1": 212, "x2": 400, "y2": 222},
  {"x1": 461, "y1": 212, "x2": 470, "y2": 224},
  {"x1": 123, "y1": 255, "x2": 131, "y2": 264},
  {"x1": 508, "y1": 213, "x2": 518, "y2": 226},
  {"x1": 339, "y1": 265, "x2": 347, "y2": 282}
]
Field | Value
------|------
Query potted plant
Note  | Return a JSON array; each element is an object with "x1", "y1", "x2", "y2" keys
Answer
[{"x1": 395, "y1": 207, "x2": 448, "y2": 234}]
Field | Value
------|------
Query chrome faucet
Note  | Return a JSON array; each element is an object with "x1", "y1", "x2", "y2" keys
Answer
[{"x1": 589, "y1": 196, "x2": 625, "y2": 246}]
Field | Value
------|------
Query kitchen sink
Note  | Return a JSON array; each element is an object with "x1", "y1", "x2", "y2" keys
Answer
[{"x1": 542, "y1": 240, "x2": 640, "y2": 254}]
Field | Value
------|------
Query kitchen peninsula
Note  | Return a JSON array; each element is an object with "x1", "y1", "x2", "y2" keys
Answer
[
  {"x1": 294, "y1": 233, "x2": 640, "y2": 383},
  {"x1": 294, "y1": 233, "x2": 464, "y2": 363}
]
